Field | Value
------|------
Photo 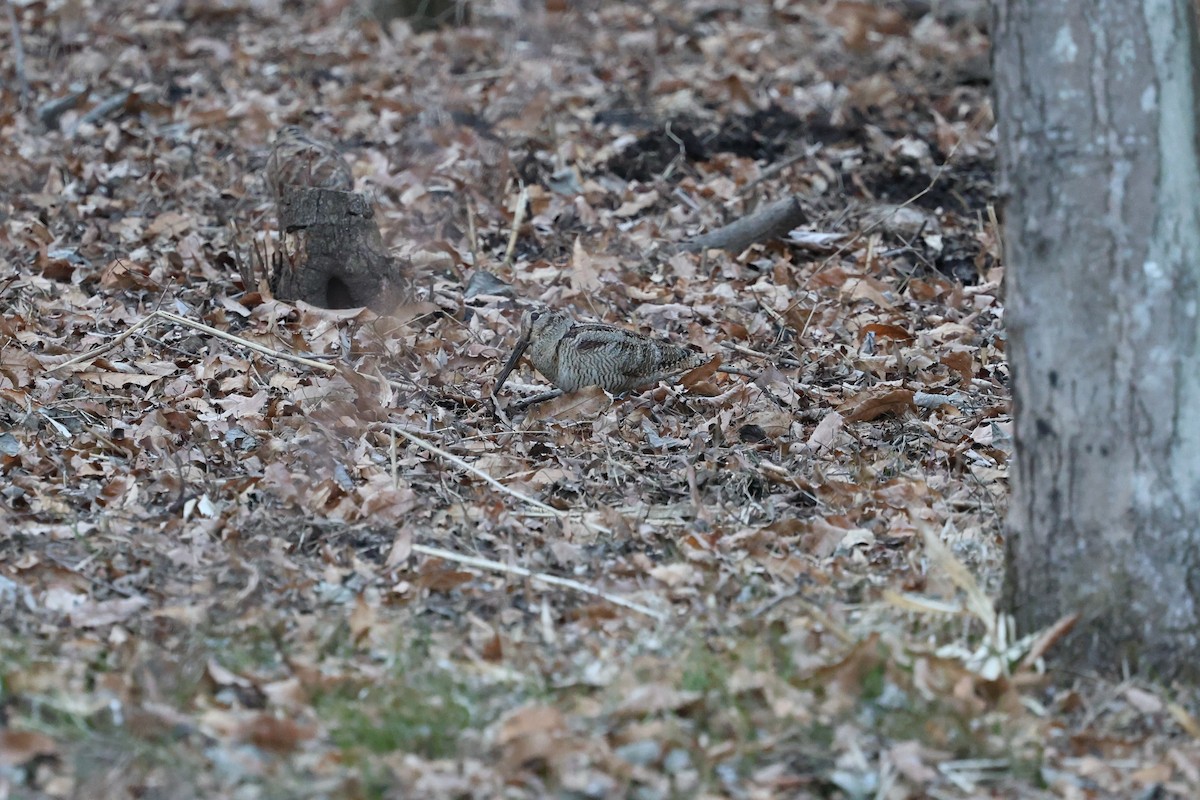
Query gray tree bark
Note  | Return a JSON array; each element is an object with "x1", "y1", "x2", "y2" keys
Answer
[
  {"x1": 273, "y1": 188, "x2": 410, "y2": 312},
  {"x1": 996, "y1": 0, "x2": 1200, "y2": 679}
]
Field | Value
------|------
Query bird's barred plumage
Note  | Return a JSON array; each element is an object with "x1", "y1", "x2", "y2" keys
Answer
[
  {"x1": 264, "y1": 125, "x2": 355, "y2": 203},
  {"x1": 495, "y1": 307, "x2": 709, "y2": 395}
]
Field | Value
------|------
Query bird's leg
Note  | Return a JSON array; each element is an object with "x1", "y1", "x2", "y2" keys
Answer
[
  {"x1": 512, "y1": 389, "x2": 564, "y2": 412},
  {"x1": 714, "y1": 366, "x2": 760, "y2": 380}
]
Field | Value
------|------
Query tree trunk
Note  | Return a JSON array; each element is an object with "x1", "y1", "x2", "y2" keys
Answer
[{"x1": 995, "y1": 0, "x2": 1200, "y2": 679}]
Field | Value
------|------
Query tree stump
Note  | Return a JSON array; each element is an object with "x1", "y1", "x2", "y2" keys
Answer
[
  {"x1": 271, "y1": 188, "x2": 410, "y2": 312},
  {"x1": 263, "y1": 125, "x2": 410, "y2": 311}
]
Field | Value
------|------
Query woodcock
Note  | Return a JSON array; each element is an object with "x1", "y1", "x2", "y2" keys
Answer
[
  {"x1": 494, "y1": 307, "x2": 710, "y2": 395},
  {"x1": 265, "y1": 125, "x2": 355, "y2": 204}
]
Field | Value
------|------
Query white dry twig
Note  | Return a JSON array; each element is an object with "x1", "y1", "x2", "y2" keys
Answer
[
  {"x1": 502, "y1": 183, "x2": 529, "y2": 269},
  {"x1": 391, "y1": 426, "x2": 560, "y2": 516},
  {"x1": 410, "y1": 543, "x2": 666, "y2": 621}
]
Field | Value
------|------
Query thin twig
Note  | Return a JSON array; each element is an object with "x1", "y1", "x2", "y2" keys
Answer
[
  {"x1": 47, "y1": 315, "x2": 160, "y2": 372},
  {"x1": 411, "y1": 543, "x2": 666, "y2": 621},
  {"x1": 390, "y1": 425, "x2": 562, "y2": 516},
  {"x1": 465, "y1": 195, "x2": 479, "y2": 268},
  {"x1": 795, "y1": 302, "x2": 820, "y2": 344},
  {"x1": 48, "y1": 309, "x2": 417, "y2": 393},
  {"x1": 502, "y1": 183, "x2": 528, "y2": 269},
  {"x1": 718, "y1": 341, "x2": 804, "y2": 369}
]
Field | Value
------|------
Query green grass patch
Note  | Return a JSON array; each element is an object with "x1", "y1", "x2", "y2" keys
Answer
[{"x1": 315, "y1": 632, "x2": 511, "y2": 761}]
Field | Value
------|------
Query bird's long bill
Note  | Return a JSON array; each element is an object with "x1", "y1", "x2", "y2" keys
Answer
[{"x1": 492, "y1": 335, "x2": 531, "y2": 396}]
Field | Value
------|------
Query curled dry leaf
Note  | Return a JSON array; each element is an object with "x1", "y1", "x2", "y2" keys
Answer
[
  {"x1": 839, "y1": 388, "x2": 916, "y2": 422},
  {"x1": 860, "y1": 322, "x2": 915, "y2": 343},
  {"x1": 348, "y1": 593, "x2": 377, "y2": 643}
]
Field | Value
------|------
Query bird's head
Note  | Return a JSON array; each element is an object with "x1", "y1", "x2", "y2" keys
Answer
[{"x1": 524, "y1": 306, "x2": 572, "y2": 342}]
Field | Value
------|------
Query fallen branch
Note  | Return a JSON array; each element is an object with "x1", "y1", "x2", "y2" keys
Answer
[
  {"x1": 678, "y1": 194, "x2": 808, "y2": 254},
  {"x1": 913, "y1": 391, "x2": 970, "y2": 409},
  {"x1": 71, "y1": 89, "x2": 131, "y2": 135},
  {"x1": 46, "y1": 314, "x2": 160, "y2": 373},
  {"x1": 37, "y1": 83, "x2": 89, "y2": 129}
]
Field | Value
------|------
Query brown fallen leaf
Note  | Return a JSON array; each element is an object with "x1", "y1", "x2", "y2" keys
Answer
[
  {"x1": 839, "y1": 388, "x2": 915, "y2": 422},
  {"x1": 525, "y1": 386, "x2": 611, "y2": 422},
  {"x1": 808, "y1": 411, "x2": 844, "y2": 450},
  {"x1": 145, "y1": 210, "x2": 192, "y2": 238},
  {"x1": 570, "y1": 237, "x2": 603, "y2": 291},
  {"x1": 680, "y1": 353, "x2": 722, "y2": 390},
  {"x1": 941, "y1": 350, "x2": 976, "y2": 384},
  {"x1": 384, "y1": 528, "x2": 413, "y2": 569},
  {"x1": 613, "y1": 684, "x2": 702, "y2": 719},
  {"x1": 495, "y1": 705, "x2": 568, "y2": 770},
  {"x1": 239, "y1": 714, "x2": 316, "y2": 754},
  {"x1": 0, "y1": 729, "x2": 58, "y2": 767},
  {"x1": 860, "y1": 322, "x2": 915, "y2": 343},
  {"x1": 348, "y1": 593, "x2": 376, "y2": 644}
]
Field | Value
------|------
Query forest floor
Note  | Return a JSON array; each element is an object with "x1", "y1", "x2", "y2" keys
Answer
[{"x1": 1, "y1": 0, "x2": 1195, "y2": 798}]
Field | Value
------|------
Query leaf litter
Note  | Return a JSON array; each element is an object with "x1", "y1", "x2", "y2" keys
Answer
[{"x1": 1, "y1": 0, "x2": 1196, "y2": 798}]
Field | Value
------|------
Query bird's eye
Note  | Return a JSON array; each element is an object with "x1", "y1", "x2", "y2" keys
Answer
[{"x1": 529, "y1": 310, "x2": 543, "y2": 321}]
